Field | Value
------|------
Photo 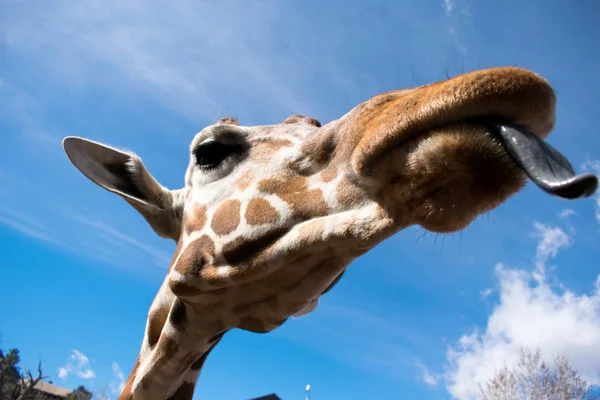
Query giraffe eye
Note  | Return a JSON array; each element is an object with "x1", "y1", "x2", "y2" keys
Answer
[{"x1": 193, "y1": 139, "x2": 242, "y2": 170}]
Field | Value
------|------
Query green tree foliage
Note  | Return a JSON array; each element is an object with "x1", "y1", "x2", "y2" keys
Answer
[{"x1": 65, "y1": 385, "x2": 93, "y2": 400}]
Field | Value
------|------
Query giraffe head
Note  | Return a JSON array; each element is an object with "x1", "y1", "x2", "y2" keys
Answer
[{"x1": 63, "y1": 67, "x2": 596, "y2": 326}]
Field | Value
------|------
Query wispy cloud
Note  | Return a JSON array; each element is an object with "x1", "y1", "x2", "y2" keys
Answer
[
  {"x1": 72, "y1": 215, "x2": 172, "y2": 267},
  {"x1": 109, "y1": 362, "x2": 126, "y2": 396},
  {"x1": 441, "y1": 0, "x2": 470, "y2": 58},
  {"x1": 480, "y1": 288, "x2": 492, "y2": 299},
  {"x1": 558, "y1": 208, "x2": 577, "y2": 219},
  {"x1": 530, "y1": 222, "x2": 572, "y2": 280},
  {"x1": 0, "y1": 205, "x2": 70, "y2": 248},
  {"x1": 0, "y1": 201, "x2": 171, "y2": 270},
  {"x1": 2, "y1": 0, "x2": 347, "y2": 123},
  {"x1": 415, "y1": 360, "x2": 439, "y2": 387},
  {"x1": 442, "y1": 222, "x2": 600, "y2": 400},
  {"x1": 283, "y1": 302, "x2": 437, "y2": 381},
  {"x1": 58, "y1": 350, "x2": 96, "y2": 380}
]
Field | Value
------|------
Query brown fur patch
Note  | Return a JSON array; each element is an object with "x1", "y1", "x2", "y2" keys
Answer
[
  {"x1": 170, "y1": 235, "x2": 216, "y2": 296},
  {"x1": 168, "y1": 280, "x2": 202, "y2": 297},
  {"x1": 320, "y1": 166, "x2": 338, "y2": 183},
  {"x1": 266, "y1": 139, "x2": 293, "y2": 151},
  {"x1": 147, "y1": 307, "x2": 169, "y2": 348},
  {"x1": 173, "y1": 235, "x2": 215, "y2": 276},
  {"x1": 235, "y1": 170, "x2": 254, "y2": 191},
  {"x1": 251, "y1": 139, "x2": 293, "y2": 164},
  {"x1": 300, "y1": 129, "x2": 336, "y2": 164},
  {"x1": 336, "y1": 178, "x2": 365, "y2": 208},
  {"x1": 222, "y1": 228, "x2": 287, "y2": 266},
  {"x1": 169, "y1": 299, "x2": 187, "y2": 329},
  {"x1": 257, "y1": 176, "x2": 330, "y2": 220},
  {"x1": 185, "y1": 205, "x2": 207, "y2": 234},
  {"x1": 245, "y1": 198, "x2": 280, "y2": 225},
  {"x1": 211, "y1": 200, "x2": 241, "y2": 235}
]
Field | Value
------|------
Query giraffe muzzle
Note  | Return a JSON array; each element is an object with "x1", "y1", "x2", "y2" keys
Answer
[{"x1": 489, "y1": 124, "x2": 598, "y2": 199}]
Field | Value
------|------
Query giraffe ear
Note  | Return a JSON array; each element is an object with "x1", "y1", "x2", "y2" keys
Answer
[{"x1": 62, "y1": 136, "x2": 184, "y2": 241}]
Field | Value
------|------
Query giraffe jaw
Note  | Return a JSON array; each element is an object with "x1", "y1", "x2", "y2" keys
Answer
[{"x1": 372, "y1": 119, "x2": 597, "y2": 234}]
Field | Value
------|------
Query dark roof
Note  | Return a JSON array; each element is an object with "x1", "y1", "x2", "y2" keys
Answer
[{"x1": 248, "y1": 394, "x2": 282, "y2": 400}]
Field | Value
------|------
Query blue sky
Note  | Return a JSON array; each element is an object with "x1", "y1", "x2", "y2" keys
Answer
[{"x1": 1, "y1": 0, "x2": 600, "y2": 399}]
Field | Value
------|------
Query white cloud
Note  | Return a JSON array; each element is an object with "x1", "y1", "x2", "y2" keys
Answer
[
  {"x1": 480, "y1": 288, "x2": 492, "y2": 299},
  {"x1": 416, "y1": 360, "x2": 439, "y2": 387},
  {"x1": 73, "y1": 215, "x2": 172, "y2": 267},
  {"x1": 57, "y1": 368, "x2": 68, "y2": 379},
  {"x1": 442, "y1": 223, "x2": 600, "y2": 400},
  {"x1": 2, "y1": 0, "x2": 343, "y2": 122},
  {"x1": 582, "y1": 160, "x2": 600, "y2": 225},
  {"x1": 530, "y1": 222, "x2": 571, "y2": 280},
  {"x1": 443, "y1": 0, "x2": 454, "y2": 16},
  {"x1": 440, "y1": 0, "x2": 469, "y2": 57},
  {"x1": 57, "y1": 350, "x2": 96, "y2": 380},
  {"x1": 109, "y1": 362, "x2": 126, "y2": 395},
  {"x1": 558, "y1": 208, "x2": 577, "y2": 219},
  {"x1": 0, "y1": 203, "x2": 167, "y2": 269}
]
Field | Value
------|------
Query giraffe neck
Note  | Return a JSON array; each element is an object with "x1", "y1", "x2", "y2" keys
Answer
[{"x1": 118, "y1": 280, "x2": 227, "y2": 400}]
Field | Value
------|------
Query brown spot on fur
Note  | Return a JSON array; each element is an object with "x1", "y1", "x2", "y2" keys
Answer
[
  {"x1": 222, "y1": 228, "x2": 287, "y2": 266},
  {"x1": 169, "y1": 299, "x2": 187, "y2": 329},
  {"x1": 174, "y1": 235, "x2": 215, "y2": 275},
  {"x1": 211, "y1": 200, "x2": 241, "y2": 235},
  {"x1": 185, "y1": 205, "x2": 207, "y2": 234},
  {"x1": 169, "y1": 280, "x2": 202, "y2": 297},
  {"x1": 147, "y1": 307, "x2": 169, "y2": 348},
  {"x1": 159, "y1": 336, "x2": 178, "y2": 358},
  {"x1": 245, "y1": 198, "x2": 279, "y2": 225},
  {"x1": 320, "y1": 166, "x2": 338, "y2": 183},
  {"x1": 337, "y1": 178, "x2": 365, "y2": 208},
  {"x1": 301, "y1": 129, "x2": 337, "y2": 164},
  {"x1": 236, "y1": 170, "x2": 254, "y2": 191},
  {"x1": 266, "y1": 139, "x2": 293, "y2": 151},
  {"x1": 215, "y1": 116, "x2": 239, "y2": 126},
  {"x1": 258, "y1": 176, "x2": 329, "y2": 220},
  {"x1": 251, "y1": 139, "x2": 293, "y2": 164},
  {"x1": 283, "y1": 114, "x2": 321, "y2": 127}
]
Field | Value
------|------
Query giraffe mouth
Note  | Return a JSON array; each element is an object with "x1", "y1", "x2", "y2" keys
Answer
[
  {"x1": 479, "y1": 122, "x2": 597, "y2": 199},
  {"x1": 347, "y1": 67, "x2": 598, "y2": 201}
]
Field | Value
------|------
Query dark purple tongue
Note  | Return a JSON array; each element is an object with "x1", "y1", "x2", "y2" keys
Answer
[{"x1": 491, "y1": 124, "x2": 598, "y2": 200}]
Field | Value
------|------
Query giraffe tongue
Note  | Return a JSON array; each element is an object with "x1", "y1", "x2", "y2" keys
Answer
[{"x1": 490, "y1": 124, "x2": 598, "y2": 199}]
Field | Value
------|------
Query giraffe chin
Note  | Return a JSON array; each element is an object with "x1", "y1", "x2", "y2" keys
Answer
[{"x1": 377, "y1": 123, "x2": 527, "y2": 234}]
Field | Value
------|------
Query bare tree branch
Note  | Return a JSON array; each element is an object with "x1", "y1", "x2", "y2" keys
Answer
[{"x1": 481, "y1": 347, "x2": 599, "y2": 400}]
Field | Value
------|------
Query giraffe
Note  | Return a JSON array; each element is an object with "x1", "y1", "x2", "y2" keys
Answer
[{"x1": 62, "y1": 67, "x2": 597, "y2": 400}]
